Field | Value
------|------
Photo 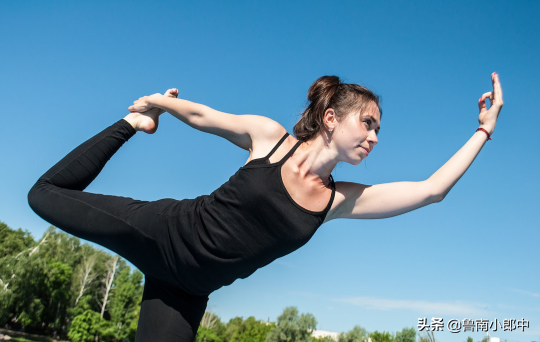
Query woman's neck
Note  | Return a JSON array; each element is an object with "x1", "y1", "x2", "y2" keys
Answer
[{"x1": 289, "y1": 135, "x2": 338, "y2": 184}]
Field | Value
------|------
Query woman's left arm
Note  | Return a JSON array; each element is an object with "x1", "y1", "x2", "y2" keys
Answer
[{"x1": 330, "y1": 72, "x2": 504, "y2": 220}]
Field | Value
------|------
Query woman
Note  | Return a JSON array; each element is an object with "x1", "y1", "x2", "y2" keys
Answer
[{"x1": 28, "y1": 73, "x2": 503, "y2": 342}]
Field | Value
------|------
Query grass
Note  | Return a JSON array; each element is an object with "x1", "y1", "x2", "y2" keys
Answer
[{"x1": 0, "y1": 333, "x2": 69, "y2": 342}]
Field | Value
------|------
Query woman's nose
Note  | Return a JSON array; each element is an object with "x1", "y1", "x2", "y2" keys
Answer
[{"x1": 368, "y1": 130, "x2": 378, "y2": 145}]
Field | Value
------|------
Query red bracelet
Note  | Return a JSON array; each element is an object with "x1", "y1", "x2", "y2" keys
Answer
[{"x1": 476, "y1": 128, "x2": 492, "y2": 140}]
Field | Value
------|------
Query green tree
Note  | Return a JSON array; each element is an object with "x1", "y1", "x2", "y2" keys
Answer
[
  {"x1": 0, "y1": 244, "x2": 48, "y2": 329},
  {"x1": 369, "y1": 331, "x2": 394, "y2": 342},
  {"x1": 266, "y1": 307, "x2": 317, "y2": 342},
  {"x1": 16, "y1": 298, "x2": 45, "y2": 328},
  {"x1": 196, "y1": 311, "x2": 225, "y2": 342},
  {"x1": 71, "y1": 245, "x2": 98, "y2": 306},
  {"x1": 0, "y1": 221, "x2": 35, "y2": 258},
  {"x1": 228, "y1": 316, "x2": 275, "y2": 342},
  {"x1": 68, "y1": 308, "x2": 116, "y2": 342},
  {"x1": 127, "y1": 294, "x2": 142, "y2": 342},
  {"x1": 395, "y1": 327, "x2": 415, "y2": 342},
  {"x1": 225, "y1": 316, "x2": 244, "y2": 341},
  {"x1": 68, "y1": 309, "x2": 104, "y2": 342},
  {"x1": 0, "y1": 222, "x2": 145, "y2": 340},
  {"x1": 108, "y1": 263, "x2": 143, "y2": 341},
  {"x1": 39, "y1": 226, "x2": 82, "y2": 269},
  {"x1": 47, "y1": 261, "x2": 73, "y2": 332},
  {"x1": 339, "y1": 326, "x2": 369, "y2": 342},
  {"x1": 418, "y1": 331, "x2": 435, "y2": 342},
  {"x1": 0, "y1": 222, "x2": 39, "y2": 325},
  {"x1": 72, "y1": 295, "x2": 93, "y2": 317},
  {"x1": 315, "y1": 337, "x2": 337, "y2": 342},
  {"x1": 197, "y1": 326, "x2": 224, "y2": 342}
]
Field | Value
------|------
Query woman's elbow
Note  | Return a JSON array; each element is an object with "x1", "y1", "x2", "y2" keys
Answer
[
  {"x1": 429, "y1": 189, "x2": 450, "y2": 203},
  {"x1": 431, "y1": 194, "x2": 445, "y2": 203},
  {"x1": 422, "y1": 180, "x2": 449, "y2": 204}
]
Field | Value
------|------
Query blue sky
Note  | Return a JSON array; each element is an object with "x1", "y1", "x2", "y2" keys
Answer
[{"x1": 1, "y1": 1, "x2": 539, "y2": 341}]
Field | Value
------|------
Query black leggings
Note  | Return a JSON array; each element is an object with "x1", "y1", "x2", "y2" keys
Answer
[{"x1": 28, "y1": 119, "x2": 208, "y2": 342}]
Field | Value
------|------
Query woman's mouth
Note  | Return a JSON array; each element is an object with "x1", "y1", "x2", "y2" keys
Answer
[{"x1": 359, "y1": 146, "x2": 369, "y2": 156}]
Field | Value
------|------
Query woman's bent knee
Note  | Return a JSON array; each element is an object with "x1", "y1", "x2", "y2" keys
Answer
[
  {"x1": 28, "y1": 179, "x2": 49, "y2": 215},
  {"x1": 28, "y1": 178, "x2": 61, "y2": 224}
]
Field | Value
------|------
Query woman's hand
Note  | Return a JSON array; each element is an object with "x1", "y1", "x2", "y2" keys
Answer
[
  {"x1": 478, "y1": 72, "x2": 504, "y2": 134},
  {"x1": 128, "y1": 93, "x2": 164, "y2": 113}
]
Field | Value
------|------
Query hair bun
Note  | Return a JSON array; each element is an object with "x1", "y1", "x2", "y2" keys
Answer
[{"x1": 307, "y1": 76, "x2": 341, "y2": 103}]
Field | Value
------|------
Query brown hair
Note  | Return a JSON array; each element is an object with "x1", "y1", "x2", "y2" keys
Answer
[{"x1": 293, "y1": 75, "x2": 382, "y2": 142}]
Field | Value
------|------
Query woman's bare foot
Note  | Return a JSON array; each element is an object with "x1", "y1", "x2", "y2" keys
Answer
[{"x1": 124, "y1": 88, "x2": 178, "y2": 134}]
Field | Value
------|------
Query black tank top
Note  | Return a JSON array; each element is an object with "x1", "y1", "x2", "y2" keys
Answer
[{"x1": 167, "y1": 133, "x2": 336, "y2": 295}]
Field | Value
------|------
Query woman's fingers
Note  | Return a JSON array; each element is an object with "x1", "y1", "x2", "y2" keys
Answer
[
  {"x1": 478, "y1": 72, "x2": 504, "y2": 112},
  {"x1": 128, "y1": 103, "x2": 147, "y2": 112},
  {"x1": 477, "y1": 73, "x2": 503, "y2": 130},
  {"x1": 491, "y1": 72, "x2": 504, "y2": 106},
  {"x1": 480, "y1": 91, "x2": 493, "y2": 101},
  {"x1": 127, "y1": 92, "x2": 169, "y2": 113},
  {"x1": 478, "y1": 91, "x2": 492, "y2": 113},
  {"x1": 128, "y1": 96, "x2": 151, "y2": 112}
]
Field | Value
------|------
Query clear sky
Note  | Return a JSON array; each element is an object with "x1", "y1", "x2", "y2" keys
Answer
[{"x1": 1, "y1": 1, "x2": 539, "y2": 341}]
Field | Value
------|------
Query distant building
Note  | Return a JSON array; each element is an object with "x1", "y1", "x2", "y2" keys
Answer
[
  {"x1": 312, "y1": 330, "x2": 341, "y2": 341},
  {"x1": 311, "y1": 330, "x2": 372, "y2": 342}
]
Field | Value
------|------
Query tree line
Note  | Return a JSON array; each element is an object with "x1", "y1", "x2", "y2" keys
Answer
[
  {"x1": 0, "y1": 221, "x2": 142, "y2": 341},
  {"x1": 196, "y1": 306, "x2": 418, "y2": 342},
  {"x1": 196, "y1": 309, "x2": 485, "y2": 342}
]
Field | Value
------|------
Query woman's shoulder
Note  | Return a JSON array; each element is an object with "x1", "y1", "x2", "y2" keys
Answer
[
  {"x1": 247, "y1": 115, "x2": 287, "y2": 145},
  {"x1": 245, "y1": 116, "x2": 297, "y2": 163},
  {"x1": 245, "y1": 115, "x2": 287, "y2": 141}
]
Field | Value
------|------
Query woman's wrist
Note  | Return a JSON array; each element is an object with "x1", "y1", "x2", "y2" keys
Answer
[
  {"x1": 147, "y1": 93, "x2": 166, "y2": 108},
  {"x1": 478, "y1": 123, "x2": 495, "y2": 135}
]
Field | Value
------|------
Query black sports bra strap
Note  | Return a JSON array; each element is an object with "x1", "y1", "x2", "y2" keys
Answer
[
  {"x1": 264, "y1": 133, "x2": 290, "y2": 160},
  {"x1": 329, "y1": 174, "x2": 335, "y2": 190},
  {"x1": 278, "y1": 140, "x2": 302, "y2": 165},
  {"x1": 321, "y1": 174, "x2": 336, "y2": 215}
]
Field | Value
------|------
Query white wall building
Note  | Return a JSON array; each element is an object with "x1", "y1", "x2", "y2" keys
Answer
[{"x1": 312, "y1": 330, "x2": 341, "y2": 341}]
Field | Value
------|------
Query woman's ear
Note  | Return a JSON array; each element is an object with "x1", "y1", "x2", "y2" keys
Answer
[{"x1": 324, "y1": 108, "x2": 337, "y2": 131}]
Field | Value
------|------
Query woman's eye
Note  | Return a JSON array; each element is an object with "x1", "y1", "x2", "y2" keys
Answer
[{"x1": 365, "y1": 119, "x2": 372, "y2": 126}]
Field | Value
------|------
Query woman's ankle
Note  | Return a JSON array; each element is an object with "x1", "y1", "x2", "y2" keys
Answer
[{"x1": 123, "y1": 113, "x2": 141, "y2": 130}]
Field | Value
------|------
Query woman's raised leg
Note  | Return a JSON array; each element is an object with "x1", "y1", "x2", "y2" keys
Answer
[
  {"x1": 28, "y1": 89, "x2": 209, "y2": 341},
  {"x1": 27, "y1": 89, "x2": 182, "y2": 281}
]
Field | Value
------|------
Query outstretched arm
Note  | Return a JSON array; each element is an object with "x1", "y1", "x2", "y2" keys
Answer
[
  {"x1": 128, "y1": 93, "x2": 284, "y2": 151},
  {"x1": 330, "y1": 72, "x2": 504, "y2": 220}
]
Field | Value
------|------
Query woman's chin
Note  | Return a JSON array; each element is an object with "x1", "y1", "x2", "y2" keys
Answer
[{"x1": 348, "y1": 156, "x2": 364, "y2": 166}]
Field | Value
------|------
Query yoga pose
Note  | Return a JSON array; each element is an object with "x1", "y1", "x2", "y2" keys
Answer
[{"x1": 28, "y1": 73, "x2": 503, "y2": 342}]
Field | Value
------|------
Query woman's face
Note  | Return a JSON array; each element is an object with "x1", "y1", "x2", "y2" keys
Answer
[{"x1": 332, "y1": 103, "x2": 380, "y2": 165}]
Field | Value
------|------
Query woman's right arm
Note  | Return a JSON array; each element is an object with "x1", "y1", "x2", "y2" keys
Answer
[{"x1": 129, "y1": 94, "x2": 285, "y2": 151}]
